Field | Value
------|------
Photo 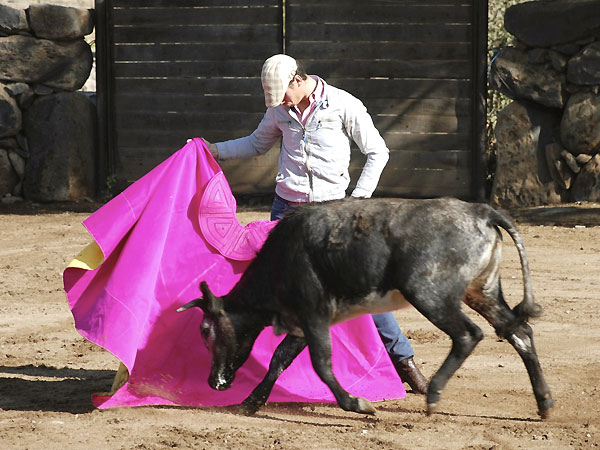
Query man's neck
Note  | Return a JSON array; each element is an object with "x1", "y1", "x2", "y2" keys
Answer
[{"x1": 297, "y1": 76, "x2": 317, "y2": 114}]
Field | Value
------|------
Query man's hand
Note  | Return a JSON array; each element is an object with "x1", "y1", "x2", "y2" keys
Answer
[{"x1": 204, "y1": 139, "x2": 219, "y2": 159}]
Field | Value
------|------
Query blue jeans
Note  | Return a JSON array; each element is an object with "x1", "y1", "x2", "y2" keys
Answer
[{"x1": 270, "y1": 194, "x2": 415, "y2": 362}]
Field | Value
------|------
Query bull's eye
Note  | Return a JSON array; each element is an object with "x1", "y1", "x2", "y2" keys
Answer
[{"x1": 200, "y1": 322, "x2": 215, "y2": 350}]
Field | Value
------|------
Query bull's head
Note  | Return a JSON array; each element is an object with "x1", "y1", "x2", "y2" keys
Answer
[{"x1": 177, "y1": 281, "x2": 259, "y2": 391}]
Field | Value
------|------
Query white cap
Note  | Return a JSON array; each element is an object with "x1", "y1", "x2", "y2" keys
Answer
[{"x1": 261, "y1": 54, "x2": 297, "y2": 108}]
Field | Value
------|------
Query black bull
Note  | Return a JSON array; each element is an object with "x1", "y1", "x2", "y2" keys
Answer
[{"x1": 178, "y1": 197, "x2": 554, "y2": 418}]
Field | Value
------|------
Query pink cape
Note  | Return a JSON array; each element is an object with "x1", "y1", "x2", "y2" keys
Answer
[{"x1": 63, "y1": 138, "x2": 406, "y2": 408}]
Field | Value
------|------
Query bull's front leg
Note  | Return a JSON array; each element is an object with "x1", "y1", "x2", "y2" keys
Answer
[
  {"x1": 304, "y1": 323, "x2": 376, "y2": 415},
  {"x1": 239, "y1": 334, "x2": 307, "y2": 416}
]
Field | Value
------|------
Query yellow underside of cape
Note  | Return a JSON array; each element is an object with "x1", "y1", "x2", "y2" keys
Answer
[{"x1": 67, "y1": 240, "x2": 105, "y2": 271}]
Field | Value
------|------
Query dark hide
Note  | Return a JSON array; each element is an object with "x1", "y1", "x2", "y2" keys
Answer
[{"x1": 178, "y1": 197, "x2": 554, "y2": 418}]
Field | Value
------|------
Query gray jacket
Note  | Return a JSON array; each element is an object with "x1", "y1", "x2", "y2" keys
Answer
[{"x1": 216, "y1": 78, "x2": 389, "y2": 203}]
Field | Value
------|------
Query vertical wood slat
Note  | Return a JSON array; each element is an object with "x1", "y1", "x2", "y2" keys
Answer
[{"x1": 471, "y1": 0, "x2": 488, "y2": 202}]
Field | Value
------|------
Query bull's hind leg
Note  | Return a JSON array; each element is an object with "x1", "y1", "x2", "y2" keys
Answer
[
  {"x1": 464, "y1": 286, "x2": 554, "y2": 418},
  {"x1": 505, "y1": 322, "x2": 554, "y2": 418},
  {"x1": 240, "y1": 334, "x2": 307, "y2": 416},
  {"x1": 419, "y1": 307, "x2": 484, "y2": 415},
  {"x1": 303, "y1": 321, "x2": 376, "y2": 415}
]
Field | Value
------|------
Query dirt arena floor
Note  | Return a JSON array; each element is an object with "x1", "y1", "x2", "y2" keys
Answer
[{"x1": 1, "y1": 200, "x2": 599, "y2": 449}]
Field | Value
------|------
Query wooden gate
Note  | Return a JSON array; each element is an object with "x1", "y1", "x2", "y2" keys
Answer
[{"x1": 96, "y1": 0, "x2": 487, "y2": 200}]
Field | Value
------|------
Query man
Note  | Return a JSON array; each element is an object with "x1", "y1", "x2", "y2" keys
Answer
[{"x1": 205, "y1": 54, "x2": 428, "y2": 394}]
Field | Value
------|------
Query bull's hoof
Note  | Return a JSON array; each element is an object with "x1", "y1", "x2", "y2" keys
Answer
[
  {"x1": 238, "y1": 400, "x2": 261, "y2": 416},
  {"x1": 356, "y1": 397, "x2": 376, "y2": 415},
  {"x1": 538, "y1": 397, "x2": 555, "y2": 420},
  {"x1": 426, "y1": 402, "x2": 438, "y2": 416}
]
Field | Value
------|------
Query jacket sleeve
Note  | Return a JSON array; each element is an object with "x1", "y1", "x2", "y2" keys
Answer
[
  {"x1": 343, "y1": 96, "x2": 390, "y2": 198},
  {"x1": 216, "y1": 108, "x2": 282, "y2": 159}
]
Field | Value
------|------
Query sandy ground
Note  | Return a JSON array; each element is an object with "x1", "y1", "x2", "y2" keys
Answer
[{"x1": 0, "y1": 200, "x2": 599, "y2": 449}]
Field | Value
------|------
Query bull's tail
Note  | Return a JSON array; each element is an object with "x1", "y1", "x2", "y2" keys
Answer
[{"x1": 488, "y1": 206, "x2": 542, "y2": 322}]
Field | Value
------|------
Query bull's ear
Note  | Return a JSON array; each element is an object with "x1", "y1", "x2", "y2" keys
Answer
[{"x1": 200, "y1": 281, "x2": 223, "y2": 314}]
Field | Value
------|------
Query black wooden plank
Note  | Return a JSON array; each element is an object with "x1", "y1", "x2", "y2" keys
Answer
[
  {"x1": 113, "y1": 110, "x2": 468, "y2": 134},
  {"x1": 302, "y1": 60, "x2": 470, "y2": 80},
  {"x1": 113, "y1": 94, "x2": 469, "y2": 117},
  {"x1": 114, "y1": 112, "x2": 265, "y2": 132},
  {"x1": 113, "y1": 0, "x2": 279, "y2": 7},
  {"x1": 286, "y1": 23, "x2": 471, "y2": 42},
  {"x1": 113, "y1": 78, "x2": 262, "y2": 95},
  {"x1": 114, "y1": 93, "x2": 267, "y2": 113},
  {"x1": 287, "y1": 42, "x2": 471, "y2": 61},
  {"x1": 113, "y1": 78, "x2": 470, "y2": 98},
  {"x1": 114, "y1": 43, "x2": 279, "y2": 62},
  {"x1": 382, "y1": 132, "x2": 470, "y2": 151},
  {"x1": 288, "y1": 0, "x2": 469, "y2": 5},
  {"x1": 113, "y1": 60, "x2": 267, "y2": 78},
  {"x1": 113, "y1": 6, "x2": 280, "y2": 26},
  {"x1": 114, "y1": 127, "x2": 470, "y2": 152},
  {"x1": 287, "y1": 5, "x2": 470, "y2": 24},
  {"x1": 112, "y1": 59, "x2": 470, "y2": 79},
  {"x1": 325, "y1": 78, "x2": 471, "y2": 99},
  {"x1": 113, "y1": 24, "x2": 280, "y2": 44},
  {"x1": 365, "y1": 98, "x2": 471, "y2": 116}
]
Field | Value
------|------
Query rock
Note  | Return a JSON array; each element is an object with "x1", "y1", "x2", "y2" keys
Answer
[
  {"x1": 492, "y1": 101, "x2": 565, "y2": 207},
  {"x1": 561, "y1": 149, "x2": 580, "y2": 173},
  {"x1": 552, "y1": 43, "x2": 582, "y2": 56},
  {"x1": 0, "y1": 137, "x2": 20, "y2": 153},
  {"x1": 489, "y1": 47, "x2": 567, "y2": 109},
  {"x1": 0, "y1": 82, "x2": 22, "y2": 138},
  {"x1": 0, "y1": 4, "x2": 28, "y2": 35},
  {"x1": 23, "y1": 92, "x2": 96, "y2": 202},
  {"x1": 0, "y1": 148, "x2": 19, "y2": 198},
  {"x1": 8, "y1": 149, "x2": 25, "y2": 195},
  {"x1": 504, "y1": 0, "x2": 600, "y2": 48},
  {"x1": 0, "y1": 35, "x2": 93, "y2": 91},
  {"x1": 554, "y1": 159, "x2": 574, "y2": 190},
  {"x1": 16, "y1": 85, "x2": 35, "y2": 110},
  {"x1": 34, "y1": 85, "x2": 54, "y2": 96},
  {"x1": 28, "y1": 4, "x2": 94, "y2": 41},
  {"x1": 576, "y1": 153, "x2": 593, "y2": 165},
  {"x1": 545, "y1": 142, "x2": 566, "y2": 187},
  {"x1": 560, "y1": 91, "x2": 600, "y2": 154},
  {"x1": 548, "y1": 51, "x2": 569, "y2": 73},
  {"x1": 571, "y1": 153, "x2": 600, "y2": 201},
  {"x1": 4, "y1": 82, "x2": 29, "y2": 96},
  {"x1": 567, "y1": 42, "x2": 600, "y2": 85},
  {"x1": 15, "y1": 132, "x2": 29, "y2": 158},
  {"x1": 526, "y1": 48, "x2": 569, "y2": 72}
]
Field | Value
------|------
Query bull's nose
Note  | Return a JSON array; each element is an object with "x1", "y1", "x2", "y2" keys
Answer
[{"x1": 210, "y1": 374, "x2": 232, "y2": 391}]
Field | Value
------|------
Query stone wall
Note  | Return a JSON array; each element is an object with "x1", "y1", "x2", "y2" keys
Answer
[
  {"x1": 490, "y1": 0, "x2": 600, "y2": 207},
  {"x1": 0, "y1": 3, "x2": 95, "y2": 202}
]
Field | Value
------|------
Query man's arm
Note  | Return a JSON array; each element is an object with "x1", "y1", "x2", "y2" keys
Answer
[
  {"x1": 213, "y1": 108, "x2": 282, "y2": 160},
  {"x1": 343, "y1": 97, "x2": 390, "y2": 198}
]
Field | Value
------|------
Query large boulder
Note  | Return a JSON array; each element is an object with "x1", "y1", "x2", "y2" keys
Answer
[
  {"x1": 571, "y1": 154, "x2": 600, "y2": 201},
  {"x1": 560, "y1": 91, "x2": 600, "y2": 155},
  {"x1": 567, "y1": 42, "x2": 600, "y2": 85},
  {"x1": 491, "y1": 101, "x2": 565, "y2": 207},
  {"x1": 0, "y1": 148, "x2": 19, "y2": 198},
  {"x1": 0, "y1": 4, "x2": 29, "y2": 35},
  {"x1": 28, "y1": 4, "x2": 94, "y2": 41},
  {"x1": 0, "y1": 35, "x2": 93, "y2": 91},
  {"x1": 489, "y1": 47, "x2": 567, "y2": 109},
  {"x1": 504, "y1": 0, "x2": 600, "y2": 48},
  {"x1": 0, "y1": 82, "x2": 22, "y2": 138},
  {"x1": 23, "y1": 92, "x2": 96, "y2": 201}
]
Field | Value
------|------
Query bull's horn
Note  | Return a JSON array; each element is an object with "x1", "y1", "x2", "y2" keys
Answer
[{"x1": 176, "y1": 299, "x2": 202, "y2": 312}]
